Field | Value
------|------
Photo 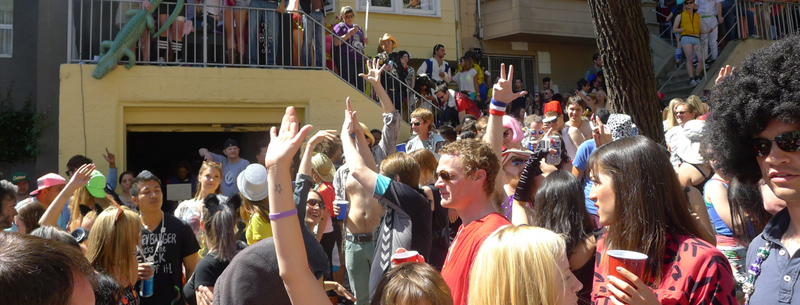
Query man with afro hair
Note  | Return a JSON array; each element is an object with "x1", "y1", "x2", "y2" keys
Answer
[{"x1": 705, "y1": 35, "x2": 800, "y2": 304}]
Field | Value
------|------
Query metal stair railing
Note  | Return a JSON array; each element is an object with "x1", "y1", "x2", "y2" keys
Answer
[{"x1": 66, "y1": 0, "x2": 441, "y2": 125}]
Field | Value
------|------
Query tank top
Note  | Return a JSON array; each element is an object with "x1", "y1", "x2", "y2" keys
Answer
[
  {"x1": 703, "y1": 179, "x2": 733, "y2": 237},
  {"x1": 680, "y1": 10, "x2": 700, "y2": 37}
]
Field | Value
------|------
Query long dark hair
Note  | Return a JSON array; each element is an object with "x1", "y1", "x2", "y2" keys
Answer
[
  {"x1": 202, "y1": 194, "x2": 239, "y2": 262},
  {"x1": 531, "y1": 170, "x2": 595, "y2": 254},
  {"x1": 587, "y1": 136, "x2": 703, "y2": 286},
  {"x1": 728, "y1": 179, "x2": 772, "y2": 245}
]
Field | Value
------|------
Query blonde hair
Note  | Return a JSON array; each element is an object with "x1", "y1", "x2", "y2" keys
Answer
[
  {"x1": 195, "y1": 161, "x2": 223, "y2": 201},
  {"x1": 371, "y1": 262, "x2": 453, "y2": 305},
  {"x1": 469, "y1": 226, "x2": 571, "y2": 305},
  {"x1": 85, "y1": 206, "x2": 141, "y2": 288},
  {"x1": 340, "y1": 5, "x2": 354, "y2": 16},
  {"x1": 69, "y1": 187, "x2": 113, "y2": 231},
  {"x1": 686, "y1": 95, "x2": 706, "y2": 115},
  {"x1": 411, "y1": 108, "x2": 435, "y2": 133},
  {"x1": 663, "y1": 98, "x2": 683, "y2": 130}
]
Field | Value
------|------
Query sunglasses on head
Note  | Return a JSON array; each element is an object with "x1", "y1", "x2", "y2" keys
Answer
[
  {"x1": 307, "y1": 199, "x2": 326, "y2": 208},
  {"x1": 434, "y1": 170, "x2": 451, "y2": 182},
  {"x1": 752, "y1": 130, "x2": 800, "y2": 157}
]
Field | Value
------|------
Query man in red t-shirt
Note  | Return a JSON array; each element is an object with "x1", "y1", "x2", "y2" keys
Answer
[
  {"x1": 436, "y1": 84, "x2": 481, "y2": 131},
  {"x1": 436, "y1": 64, "x2": 526, "y2": 305}
]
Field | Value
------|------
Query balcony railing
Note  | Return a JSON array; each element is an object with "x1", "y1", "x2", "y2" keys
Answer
[
  {"x1": 733, "y1": 0, "x2": 800, "y2": 40},
  {"x1": 66, "y1": 0, "x2": 441, "y2": 123}
]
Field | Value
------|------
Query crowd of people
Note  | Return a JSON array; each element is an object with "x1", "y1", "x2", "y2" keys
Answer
[{"x1": 4, "y1": 35, "x2": 800, "y2": 305}]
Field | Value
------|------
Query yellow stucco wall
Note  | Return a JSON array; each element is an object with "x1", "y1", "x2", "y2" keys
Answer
[
  {"x1": 328, "y1": 0, "x2": 459, "y2": 61},
  {"x1": 59, "y1": 64, "x2": 410, "y2": 174}
]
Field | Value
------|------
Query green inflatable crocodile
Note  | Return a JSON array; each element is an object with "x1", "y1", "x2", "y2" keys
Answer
[{"x1": 92, "y1": 0, "x2": 185, "y2": 79}]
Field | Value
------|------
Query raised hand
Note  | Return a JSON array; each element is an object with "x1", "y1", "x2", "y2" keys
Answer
[
  {"x1": 141, "y1": 0, "x2": 153, "y2": 11},
  {"x1": 492, "y1": 64, "x2": 527, "y2": 104},
  {"x1": 715, "y1": 65, "x2": 734, "y2": 86},
  {"x1": 103, "y1": 147, "x2": 116, "y2": 165},
  {"x1": 359, "y1": 58, "x2": 386, "y2": 84},
  {"x1": 265, "y1": 107, "x2": 314, "y2": 168},
  {"x1": 68, "y1": 163, "x2": 96, "y2": 187},
  {"x1": 341, "y1": 97, "x2": 362, "y2": 137},
  {"x1": 308, "y1": 130, "x2": 338, "y2": 149}
]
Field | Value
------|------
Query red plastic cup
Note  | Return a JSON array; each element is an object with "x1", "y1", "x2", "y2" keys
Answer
[
  {"x1": 391, "y1": 250, "x2": 425, "y2": 266},
  {"x1": 607, "y1": 250, "x2": 648, "y2": 286}
]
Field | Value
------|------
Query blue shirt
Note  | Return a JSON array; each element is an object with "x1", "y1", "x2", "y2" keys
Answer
[
  {"x1": 747, "y1": 208, "x2": 800, "y2": 304},
  {"x1": 210, "y1": 153, "x2": 251, "y2": 197},
  {"x1": 572, "y1": 139, "x2": 597, "y2": 215}
]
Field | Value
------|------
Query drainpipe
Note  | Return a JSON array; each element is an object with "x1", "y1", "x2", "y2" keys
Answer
[
  {"x1": 455, "y1": 0, "x2": 462, "y2": 59},
  {"x1": 476, "y1": 0, "x2": 483, "y2": 39}
]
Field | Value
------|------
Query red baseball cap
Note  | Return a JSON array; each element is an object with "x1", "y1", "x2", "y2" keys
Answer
[
  {"x1": 543, "y1": 101, "x2": 562, "y2": 115},
  {"x1": 29, "y1": 173, "x2": 67, "y2": 196}
]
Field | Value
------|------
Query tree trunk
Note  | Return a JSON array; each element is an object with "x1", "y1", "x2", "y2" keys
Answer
[{"x1": 586, "y1": 0, "x2": 664, "y2": 144}]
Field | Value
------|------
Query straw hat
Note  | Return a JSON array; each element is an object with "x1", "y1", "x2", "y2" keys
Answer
[
  {"x1": 379, "y1": 33, "x2": 398, "y2": 48},
  {"x1": 237, "y1": 164, "x2": 269, "y2": 202},
  {"x1": 311, "y1": 153, "x2": 336, "y2": 183}
]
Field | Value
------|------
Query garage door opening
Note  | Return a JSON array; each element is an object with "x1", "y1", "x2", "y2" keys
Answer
[{"x1": 126, "y1": 128, "x2": 270, "y2": 213}]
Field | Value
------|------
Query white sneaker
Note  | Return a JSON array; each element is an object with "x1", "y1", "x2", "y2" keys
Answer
[{"x1": 690, "y1": 78, "x2": 698, "y2": 86}]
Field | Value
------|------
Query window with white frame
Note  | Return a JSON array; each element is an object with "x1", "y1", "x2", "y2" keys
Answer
[
  {"x1": 356, "y1": 0, "x2": 439, "y2": 17},
  {"x1": 0, "y1": 0, "x2": 11, "y2": 58}
]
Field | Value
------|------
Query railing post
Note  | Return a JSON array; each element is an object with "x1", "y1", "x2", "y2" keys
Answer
[{"x1": 67, "y1": 0, "x2": 73, "y2": 62}]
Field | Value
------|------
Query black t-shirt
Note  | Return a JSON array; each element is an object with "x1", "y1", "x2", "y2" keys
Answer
[
  {"x1": 138, "y1": 213, "x2": 201, "y2": 305},
  {"x1": 183, "y1": 252, "x2": 229, "y2": 305},
  {"x1": 510, "y1": 91, "x2": 528, "y2": 116},
  {"x1": 369, "y1": 178, "x2": 432, "y2": 299}
]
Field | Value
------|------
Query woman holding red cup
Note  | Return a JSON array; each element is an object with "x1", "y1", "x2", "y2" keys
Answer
[{"x1": 587, "y1": 136, "x2": 735, "y2": 304}]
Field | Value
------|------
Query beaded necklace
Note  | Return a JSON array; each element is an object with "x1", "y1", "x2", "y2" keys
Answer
[{"x1": 742, "y1": 240, "x2": 772, "y2": 305}]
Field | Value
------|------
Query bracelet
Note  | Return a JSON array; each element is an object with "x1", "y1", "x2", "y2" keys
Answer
[
  {"x1": 269, "y1": 209, "x2": 298, "y2": 220},
  {"x1": 490, "y1": 98, "x2": 508, "y2": 108},
  {"x1": 489, "y1": 109, "x2": 506, "y2": 116}
]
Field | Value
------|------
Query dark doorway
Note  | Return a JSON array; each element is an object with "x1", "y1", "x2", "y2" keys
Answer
[{"x1": 126, "y1": 130, "x2": 269, "y2": 213}]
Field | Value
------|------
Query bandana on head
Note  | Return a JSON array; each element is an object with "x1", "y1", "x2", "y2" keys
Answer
[{"x1": 605, "y1": 114, "x2": 639, "y2": 141}]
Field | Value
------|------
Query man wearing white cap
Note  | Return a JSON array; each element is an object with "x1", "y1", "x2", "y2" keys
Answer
[{"x1": 6, "y1": 173, "x2": 68, "y2": 232}]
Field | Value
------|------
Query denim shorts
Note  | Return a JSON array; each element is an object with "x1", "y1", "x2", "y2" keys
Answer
[{"x1": 681, "y1": 35, "x2": 700, "y2": 46}]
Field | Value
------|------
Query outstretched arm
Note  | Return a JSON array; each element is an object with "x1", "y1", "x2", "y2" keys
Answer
[
  {"x1": 264, "y1": 107, "x2": 329, "y2": 304},
  {"x1": 360, "y1": 58, "x2": 395, "y2": 114},
  {"x1": 341, "y1": 99, "x2": 380, "y2": 193},
  {"x1": 39, "y1": 164, "x2": 95, "y2": 229},
  {"x1": 487, "y1": 64, "x2": 527, "y2": 192}
]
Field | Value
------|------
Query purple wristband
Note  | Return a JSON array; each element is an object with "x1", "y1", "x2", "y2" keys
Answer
[{"x1": 269, "y1": 208, "x2": 298, "y2": 220}]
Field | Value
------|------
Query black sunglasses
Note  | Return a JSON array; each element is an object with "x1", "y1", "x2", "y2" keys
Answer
[
  {"x1": 752, "y1": 131, "x2": 800, "y2": 157},
  {"x1": 412, "y1": 121, "x2": 422, "y2": 127},
  {"x1": 675, "y1": 111, "x2": 693, "y2": 115},
  {"x1": 434, "y1": 170, "x2": 451, "y2": 182},
  {"x1": 307, "y1": 199, "x2": 326, "y2": 208}
]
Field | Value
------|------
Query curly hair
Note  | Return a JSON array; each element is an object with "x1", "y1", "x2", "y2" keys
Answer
[
  {"x1": 706, "y1": 35, "x2": 800, "y2": 184},
  {"x1": 439, "y1": 139, "x2": 499, "y2": 196}
]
